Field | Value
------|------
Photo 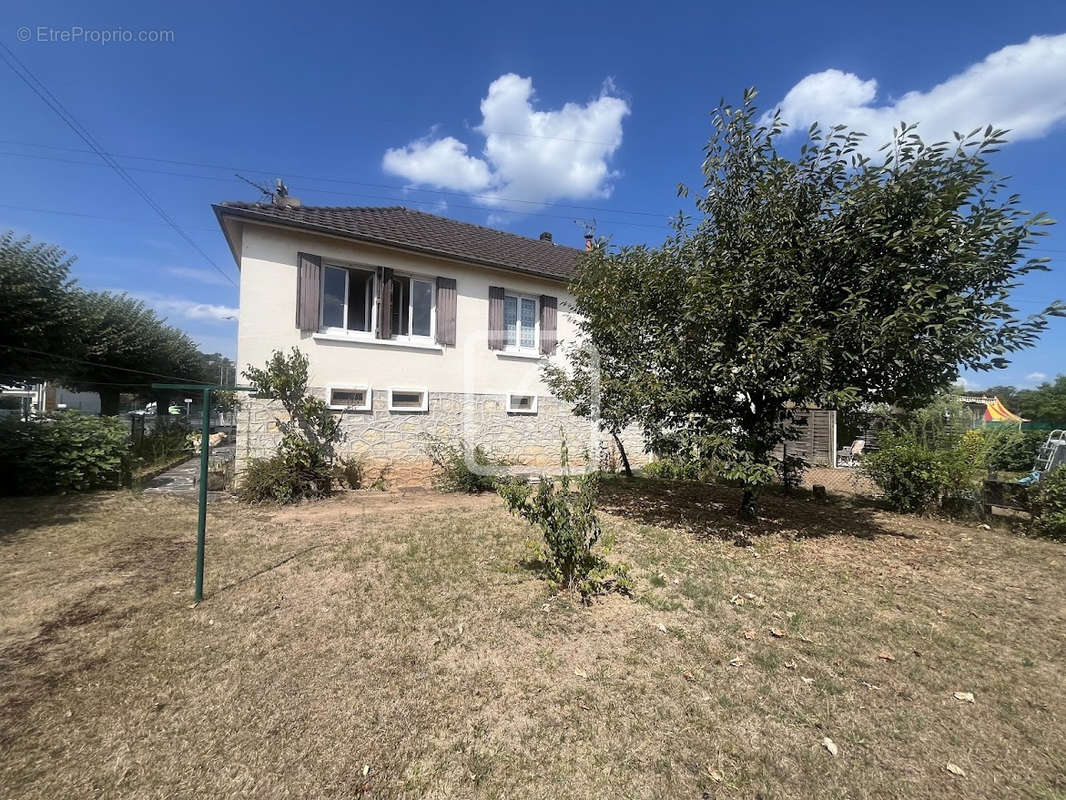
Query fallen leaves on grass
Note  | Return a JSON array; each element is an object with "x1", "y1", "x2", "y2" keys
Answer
[
  {"x1": 822, "y1": 737, "x2": 839, "y2": 756},
  {"x1": 953, "y1": 691, "x2": 975, "y2": 703}
]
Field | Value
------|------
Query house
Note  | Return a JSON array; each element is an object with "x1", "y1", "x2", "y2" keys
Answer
[
  {"x1": 213, "y1": 201, "x2": 646, "y2": 483},
  {"x1": 0, "y1": 383, "x2": 101, "y2": 417}
]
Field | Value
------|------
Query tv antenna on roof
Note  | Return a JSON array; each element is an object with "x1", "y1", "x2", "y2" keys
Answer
[
  {"x1": 574, "y1": 218, "x2": 596, "y2": 237},
  {"x1": 235, "y1": 173, "x2": 273, "y2": 203},
  {"x1": 235, "y1": 175, "x2": 301, "y2": 208}
]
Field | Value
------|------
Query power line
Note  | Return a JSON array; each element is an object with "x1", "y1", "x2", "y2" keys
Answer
[
  {"x1": 0, "y1": 44, "x2": 238, "y2": 289},
  {"x1": 0, "y1": 344, "x2": 208, "y2": 384},
  {"x1": 0, "y1": 201, "x2": 219, "y2": 232},
  {"x1": 0, "y1": 138, "x2": 667, "y2": 218},
  {"x1": 0, "y1": 149, "x2": 673, "y2": 231}
]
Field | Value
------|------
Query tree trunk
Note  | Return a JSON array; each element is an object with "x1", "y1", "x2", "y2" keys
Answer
[
  {"x1": 611, "y1": 431, "x2": 633, "y2": 478},
  {"x1": 739, "y1": 487, "x2": 758, "y2": 521},
  {"x1": 98, "y1": 388, "x2": 120, "y2": 416}
]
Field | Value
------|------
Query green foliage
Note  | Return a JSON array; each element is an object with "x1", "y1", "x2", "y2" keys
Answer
[
  {"x1": 239, "y1": 348, "x2": 344, "y2": 504},
  {"x1": 235, "y1": 454, "x2": 331, "y2": 504},
  {"x1": 862, "y1": 434, "x2": 947, "y2": 513},
  {"x1": 563, "y1": 90, "x2": 1062, "y2": 517},
  {"x1": 0, "y1": 412, "x2": 130, "y2": 495},
  {"x1": 983, "y1": 428, "x2": 1047, "y2": 472},
  {"x1": 497, "y1": 437, "x2": 631, "y2": 600},
  {"x1": 131, "y1": 421, "x2": 191, "y2": 468},
  {"x1": 1, "y1": 233, "x2": 226, "y2": 414},
  {"x1": 1029, "y1": 467, "x2": 1066, "y2": 541},
  {"x1": 423, "y1": 435, "x2": 514, "y2": 493}
]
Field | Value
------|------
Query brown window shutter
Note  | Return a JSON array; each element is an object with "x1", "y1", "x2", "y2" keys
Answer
[
  {"x1": 488, "y1": 286, "x2": 505, "y2": 350},
  {"x1": 539, "y1": 294, "x2": 558, "y2": 355},
  {"x1": 295, "y1": 252, "x2": 322, "y2": 332},
  {"x1": 435, "y1": 277, "x2": 457, "y2": 346},
  {"x1": 376, "y1": 267, "x2": 394, "y2": 339}
]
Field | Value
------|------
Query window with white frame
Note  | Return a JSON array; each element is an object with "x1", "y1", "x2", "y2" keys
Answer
[
  {"x1": 506, "y1": 393, "x2": 538, "y2": 414},
  {"x1": 503, "y1": 293, "x2": 538, "y2": 353},
  {"x1": 321, "y1": 264, "x2": 374, "y2": 334},
  {"x1": 389, "y1": 274, "x2": 435, "y2": 341},
  {"x1": 326, "y1": 385, "x2": 371, "y2": 411},
  {"x1": 388, "y1": 387, "x2": 428, "y2": 412}
]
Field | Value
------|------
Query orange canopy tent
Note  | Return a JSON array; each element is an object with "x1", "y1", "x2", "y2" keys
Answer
[{"x1": 983, "y1": 396, "x2": 1028, "y2": 425}]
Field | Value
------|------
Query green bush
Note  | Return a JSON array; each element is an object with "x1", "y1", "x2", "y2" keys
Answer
[
  {"x1": 983, "y1": 429, "x2": 1045, "y2": 472},
  {"x1": 862, "y1": 434, "x2": 947, "y2": 513},
  {"x1": 497, "y1": 437, "x2": 631, "y2": 601},
  {"x1": 0, "y1": 412, "x2": 130, "y2": 495},
  {"x1": 236, "y1": 454, "x2": 333, "y2": 504},
  {"x1": 423, "y1": 435, "x2": 513, "y2": 493},
  {"x1": 1029, "y1": 466, "x2": 1066, "y2": 541}
]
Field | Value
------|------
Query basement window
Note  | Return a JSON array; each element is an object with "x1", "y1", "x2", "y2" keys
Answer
[
  {"x1": 388, "y1": 388, "x2": 429, "y2": 412},
  {"x1": 327, "y1": 385, "x2": 371, "y2": 411},
  {"x1": 506, "y1": 393, "x2": 538, "y2": 414}
]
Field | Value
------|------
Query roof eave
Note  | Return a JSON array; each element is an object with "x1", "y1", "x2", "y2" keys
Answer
[{"x1": 211, "y1": 204, "x2": 572, "y2": 284}]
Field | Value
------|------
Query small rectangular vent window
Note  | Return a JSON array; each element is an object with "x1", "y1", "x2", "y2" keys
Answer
[
  {"x1": 506, "y1": 394, "x2": 538, "y2": 414},
  {"x1": 327, "y1": 386, "x2": 371, "y2": 411},
  {"x1": 388, "y1": 388, "x2": 429, "y2": 412}
]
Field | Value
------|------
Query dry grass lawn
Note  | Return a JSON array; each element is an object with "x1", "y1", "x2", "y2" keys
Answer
[{"x1": 1, "y1": 478, "x2": 1064, "y2": 799}]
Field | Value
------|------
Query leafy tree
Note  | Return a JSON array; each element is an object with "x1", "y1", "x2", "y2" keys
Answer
[
  {"x1": 0, "y1": 232, "x2": 81, "y2": 379},
  {"x1": 1, "y1": 232, "x2": 220, "y2": 415},
  {"x1": 1017, "y1": 375, "x2": 1066, "y2": 424},
  {"x1": 566, "y1": 89, "x2": 1063, "y2": 518},
  {"x1": 240, "y1": 348, "x2": 343, "y2": 503},
  {"x1": 542, "y1": 336, "x2": 642, "y2": 477}
]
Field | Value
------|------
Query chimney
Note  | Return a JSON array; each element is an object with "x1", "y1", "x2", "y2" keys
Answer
[
  {"x1": 539, "y1": 231, "x2": 553, "y2": 242},
  {"x1": 584, "y1": 233, "x2": 594, "y2": 251}
]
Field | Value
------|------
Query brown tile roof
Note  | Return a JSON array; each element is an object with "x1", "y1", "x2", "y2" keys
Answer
[{"x1": 213, "y1": 202, "x2": 582, "y2": 282}]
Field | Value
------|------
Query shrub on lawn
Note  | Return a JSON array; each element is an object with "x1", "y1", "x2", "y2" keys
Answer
[
  {"x1": 983, "y1": 428, "x2": 1045, "y2": 472},
  {"x1": 1029, "y1": 466, "x2": 1066, "y2": 541},
  {"x1": 862, "y1": 434, "x2": 948, "y2": 513},
  {"x1": 236, "y1": 454, "x2": 333, "y2": 504},
  {"x1": 0, "y1": 411, "x2": 131, "y2": 495},
  {"x1": 239, "y1": 348, "x2": 344, "y2": 504},
  {"x1": 423, "y1": 434, "x2": 514, "y2": 493},
  {"x1": 497, "y1": 437, "x2": 631, "y2": 601}
]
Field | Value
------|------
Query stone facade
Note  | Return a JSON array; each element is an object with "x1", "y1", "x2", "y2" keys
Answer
[{"x1": 235, "y1": 390, "x2": 647, "y2": 486}]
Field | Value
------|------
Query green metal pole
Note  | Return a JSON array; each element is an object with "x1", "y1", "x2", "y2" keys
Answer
[{"x1": 194, "y1": 387, "x2": 212, "y2": 603}]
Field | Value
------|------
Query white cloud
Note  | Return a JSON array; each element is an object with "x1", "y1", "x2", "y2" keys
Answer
[
  {"x1": 383, "y1": 136, "x2": 492, "y2": 193},
  {"x1": 164, "y1": 266, "x2": 234, "y2": 287},
  {"x1": 768, "y1": 34, "x2": 1066, "y2": 153},
  {"x1": 1026, "y1": 371, "x2": 1048, "y2": 383},
  {"x1": 382, "y1": 73, "x2": 630, "y2": 209},
  {"x1": 129, "y1": 292, "x2": 238, "y2": 323}
]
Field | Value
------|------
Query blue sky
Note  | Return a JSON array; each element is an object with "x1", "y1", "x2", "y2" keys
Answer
[{"x1": 2, "y1": 0, "x2": 1064, "y2": 388}]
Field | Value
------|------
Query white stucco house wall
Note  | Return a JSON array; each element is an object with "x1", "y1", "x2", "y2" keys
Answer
[{"x1": 213, "y1": 201, "x2": 645, "y2": 483}]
